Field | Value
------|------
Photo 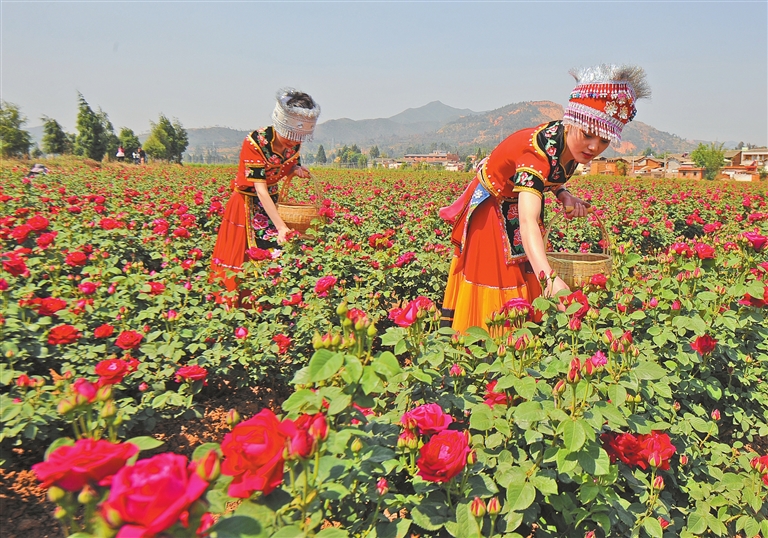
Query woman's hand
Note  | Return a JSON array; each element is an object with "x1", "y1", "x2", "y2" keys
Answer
[
  {"x1": 293, "y1": 166, "x2": 311, "y2": 179},
  {"x1": 559, "y1": 191, "x2": 590, "y2": 218},
  {"x1": 545, "y1": 275, "x2": 570, "y2": 298},
  {"x1": 276, "y1": 227, "x2": 293, "y2": 244}
]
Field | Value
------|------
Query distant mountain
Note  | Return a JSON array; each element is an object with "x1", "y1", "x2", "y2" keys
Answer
[
  {"x1": 25, "y1": 100, "x2": 706, "y2": 160},
  {"x1": 388, "y1": 100, "x2": 478, "y2": 125}
]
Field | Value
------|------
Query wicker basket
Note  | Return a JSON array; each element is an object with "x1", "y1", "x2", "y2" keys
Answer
[
  {"x1": 545, "y1": 209, "x2": 612, "y2": 289},
  {"x1": 276, "y1": 175, "x2": 323, "y2": 234}
]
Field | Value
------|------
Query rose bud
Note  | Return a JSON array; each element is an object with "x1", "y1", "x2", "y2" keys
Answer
[
  {"x1": 225, "y1": 408, "x2": 241, "y2": 428},
  {"x1": 680, "y1": 454, "x2": 689, "y2": 466},
  {"x1": 96, "y1": 385, "x2": 113, "y2": 402},
  {"x1": 652, "y1": 475, "x2": 665, "y2": 491},
  {"x1": 77, "y1": 485, "x2": 98, "y2": 504},
  {"x1": 470, "y1": 496, "x2": 486, "y2": 518},
  {"x1": 57, "y1": 397, "x2": 76, "y2": 415},
  {"x1": 47, "y1": 486, "x2": 66, "y2": 503},
  {"x1": 658, "y1": 517, "x2": 670, "y2": 529},
  {"x1": 53, "y1": 507, "x2": 69, "y2": 520},
  {"x1": 486, "y1": 496, "x2": 501, "y2": 515},
  {"x1": 553, "y1": 379, "x2": 567, "y2": 395},
  {"x1": 351, "y1": 438, "x2": 363, "y2": 453},
  {"x1": 196, "y1": 450, "x2": 221, "y2": 482},
  {"x1": 376, "y1": 477, "x2": 389, "y2": 496},
  {"x1": 711, "y1": 409, "x2": 721, "y2": 421},
  {"x1": 100, "y1": 400, "x2": 117, "y2": 419}
]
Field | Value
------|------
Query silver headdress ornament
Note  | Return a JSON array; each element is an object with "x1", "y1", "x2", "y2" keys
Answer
[
  {"x1": 271, "y1": 87, "x2": 321, "y2": 142},
  {"x1": 562, "y1": 64, "x2": 651, "y2": 144}
]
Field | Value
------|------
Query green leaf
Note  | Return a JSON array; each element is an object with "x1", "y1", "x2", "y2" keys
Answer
[
  {"x1": 308, "y1": 349, "x2": 344, "y2": 383},
  {"x1": 281, "y1": 389, "x2": 323, "y2": 413},
  {"x1": 506, "y1": 481, "x2": 536, "y2": 511},
  {"x1": 374, "y1": 519, "x2": 411, "y2": 538},
  {"x1": 593, "y1": 401, "x2": 628, "y2": 428},
  {"x1": 126, "y1": 436, "x2": 164, "y2": 451},
  {"x1": 269, "y1": 526, "x2": 304, "y2": 538},
  {"x1": 633, "y1": 361, "x2": 667, "y2": 380},
  {"x1": 514, "y1": 401, "x2": 546, "y2": 423},
  {"x1": 686, "y1": 512, "x2": 708, "y2": 534},
  {"x1": 454, "y1": 501, "x2": 481, "y2": 538},
  {"x1": 576, "y1": 444, "x2": 611, "y2": 476},
  {"x1": 360, "y1": 366, "x2": 384, "y2": 395},
  {"x1": 531, "y1": 474, "x2": 558, "y2": 496},
  {"x1": 511, "y1": 376, "x2": 537, "y2": 401},
  {"x1": 192, "y1": 442, "x2": 220, "y2": 461},
  {"x1": 371, "y1": 351, "x2": 402, "y2": 378},
  {"x1": 469, "y1": 404, "x2": 494, "y2": 431},
  {"x1": 411, "y1": 503, "x2": 449, "y2": 531},
  {"x1": 643, "y1": 517, "x2": 663, "y2": 538},
  {"x1": 562, "y1": 419, "x2": 587, "y2": 452}
]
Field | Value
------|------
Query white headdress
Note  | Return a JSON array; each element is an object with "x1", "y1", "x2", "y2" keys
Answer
[{"x1": 271, "y1": 88, "x2": 321, "y2": 142}]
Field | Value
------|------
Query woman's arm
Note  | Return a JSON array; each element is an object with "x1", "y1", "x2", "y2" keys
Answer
[
  {"x1": 253, "y1": 182, "x2": 292, "y2": 243},
  {"x1": 518, "y1": 191, "x2": 569, "y2": 297}
]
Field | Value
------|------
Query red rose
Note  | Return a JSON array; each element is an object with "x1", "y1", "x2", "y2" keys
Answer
[
  {"x1": 483, "y1": 380, "x2": 509, "y2": 407},
  {"x1": 95, "y1": 358, "x2": 131, "y2": 386},
  {"x1": 33, "y1": 439, "x2": 138, "y2": 491},
  {"x1": 394, "y1": 251, "x2": 417, "y2": 267},
  {"x1": 220, "y1": 409, "x2": 288, "y2": 498},
  {"x1": 148, "y1": 282, "x2": 166, "y2": 295},
  {"x1": 73, "y1": 378, "x2": 98, "y2": 403},
  {"x1": 637, "y1": 431, "x2": 676, "y2": 470},
  {"x1": 601, "y1": 432, "x2": 645, "y2": 468},
  {"x1": 282, "y1": 292, "x2": 302, "y2": 306},
  {"x1": 48, "y1": 324, "x2": 81, "y2": 345},
  {"x1": 115, "y1": 330, "x2": 143, "y2": 350},
  {"x1": 388, "y1": 296, "x2": 434, "y2": 328},
  {"x1": 99, "y1": 218, "x2": 122, "y2": 230},
  {"x1": 272, "y1": 334, "x2": 292, "y2": 354},
  {"x1": 37, "y1": 297, "x2": 68, "y2": 317},
  {"x1": 744, "y1": 231, "x2": 767, "y2": 251},
  {"x1": 175, "y1": 365, "x2": 208, "y2": 383},
  {"x1": 172, "y1": 227, "x2": 190, "y2": 238},
  {"x1": 2, "y1": 256, "x2": 28, "y2": 277},
  {"x1": 36, "y1": 231, "x2": 57, "y2": 249},
  {"x1": 693, "y1": 242, "x2": 715, "y2": 260},
  {"x1": 94, "y1": 323, "x2": 115, "y2": 338},
  {"x1": 101, "y1": 453, "x2": 210, "y2": 537},
  {"x1": 65, "y1": 251, "x2": 88, "y2": 267},
  {"x1": 589, "y1": 273, "x2": 608, "y2": 288},
  {"x1": 78, "y1": 281, "x2": 98, "y2": 295},
  {"x1": 401, "y1": 403, "x2": 453, "y2": 435},
  {"x1": 314, "y1": 275, "x2": 338, "y2": 297},
  {"x1": 278, "y1": 413, "x2": 328, "y2": 459},
  {"x1": 26, "y1": 215, "x2": 50, "y2": 232},
  {"x1": 246, "y1": 247, "x2": 272, "y2": 261},
  {"x1": 561, "y1": 290, "x2": 590, "y2": 319},
  {"x1": 416, "y1": 430, "x2": 471, "y2": 483},
  {"x1": 10, "y1": 224, "x2": 33, "y2": 243},
  {"x1": 691, "y1": 334, "x2": 717, "y2": 355}
]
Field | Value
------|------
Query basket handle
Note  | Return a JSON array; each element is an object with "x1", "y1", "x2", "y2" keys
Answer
[
  {"x1": 278, "y1": 172, "x2": 322, "y2": 209},
  {"x1": 545, "y1": 206, "x2": 611, "y2": 255}
]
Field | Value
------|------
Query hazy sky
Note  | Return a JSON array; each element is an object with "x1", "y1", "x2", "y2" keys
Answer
[{"x1": 2, "y1": 1, "x2": 766, "y2": 145}]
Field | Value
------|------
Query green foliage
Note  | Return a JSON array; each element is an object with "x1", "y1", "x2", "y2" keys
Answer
[
  {"x1": 74, "y1": 93, "x2": 111, "y2": 161},
  {"x1": 316, "y1": 144, "x2": 327, "y2": 164},
  {"x1": 369, "y1": 145, "x2": 380, "y2": 159},
  {"x1": 691, "y1": 142, "x2": 726, "y2": 180},
  {"x1": 0, "y1": 100, "x2": 33, "y2": 158},
  {"x1": 41, "y1": 116, "x2": 72, "y2": 155},
  {"x1": 145, "y1": 115, "x2": 188, "y2": 163},
  {"x1": 118, "y1": 127, "x2": 140, "y2": 154}
]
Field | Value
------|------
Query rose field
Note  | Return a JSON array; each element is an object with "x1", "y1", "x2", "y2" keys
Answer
[{"x1": 1, "y1": 159, "x2": 767, "y2": 538}]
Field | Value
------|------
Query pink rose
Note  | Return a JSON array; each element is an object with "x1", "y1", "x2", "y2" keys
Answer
[
  {"x1": 401, "y1": 403, "x2": 453, "y2": 435},
  {"x1": 314, "y1": 275, "x2": 338, "y2": 297}
]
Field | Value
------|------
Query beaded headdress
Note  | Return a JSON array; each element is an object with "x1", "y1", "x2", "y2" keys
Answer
[
  {"x1": 562, "y1": 64, "x2": 651, "y2": 144},
  {"x1": 272, "y1": 88, "x2": 321, "y2": 142}
]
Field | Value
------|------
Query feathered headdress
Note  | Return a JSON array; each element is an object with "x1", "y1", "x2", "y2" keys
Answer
[
  {"x1": 562, "y1": 64, "x2": 651, "y2": 143},
  {"x1": 272, "y1": 88, "x2": 321, "y2": 142}
]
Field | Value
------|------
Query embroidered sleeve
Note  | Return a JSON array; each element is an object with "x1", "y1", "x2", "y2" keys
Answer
[
  {"x1": 512, "y1": 168, "x2": 545, "y2": 198},
  {"x1": 246, "y1": 164, "x2": 266, "y2": 182}
]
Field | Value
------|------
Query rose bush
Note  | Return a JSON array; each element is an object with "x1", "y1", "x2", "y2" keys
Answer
[{"x1": 2, "y1": 161, "x2": 767, "y2": 537}]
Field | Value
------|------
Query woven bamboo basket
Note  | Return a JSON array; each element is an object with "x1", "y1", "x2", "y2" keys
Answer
[
  {"x1": 277, "y1": 175, "x2": 323, "y2": 234},
  {"x1": 545, "y1": 207, "x2": 612, "y2": 289}
]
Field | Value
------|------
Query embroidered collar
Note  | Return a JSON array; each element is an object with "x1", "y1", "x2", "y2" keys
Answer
[{"x1": 534, "y1": 121, "x2": 577, "y2": 182}]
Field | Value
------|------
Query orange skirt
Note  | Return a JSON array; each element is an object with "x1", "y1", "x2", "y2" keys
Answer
[
  {"x1": 441, "y1": 198, "x2": 542, "y2": 332},
  {"x1": 210, "y1": 191, "x2": 248, "y2": 295}
]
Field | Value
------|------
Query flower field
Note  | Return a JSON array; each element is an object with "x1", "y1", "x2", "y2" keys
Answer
[{"x1": 1, "y1": 159, "x2": 767, "y2": 538}]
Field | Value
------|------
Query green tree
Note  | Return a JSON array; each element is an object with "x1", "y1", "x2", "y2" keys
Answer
[
  {"x1": 616, "y1": 160, "x2": 628, "y2": 176},
  {"x1": 0, "y1": 101, "x2": 32, "y2": 158},
  {"x1": 642, "y1": 147, "x2": 654, "y2": 157},
  {"x1": 118, "y1": 127, "x2": 141, "y2": 154},
  {"x1": 146, "y1": 115, "x2": 188, "y2": 163},
  {"x1": 691, "y1": 142, "x2": 726, "y2": 180},
  {"x1": 98, "y1": 110, "x2": 120, "y2": 160},
  {"x1": 369, "y1": 145, "x2": 380, "y2": 159},
  {"x1": 74, "y1": 93, "x2": 107, "y2": 160},
  {"x1": 316, "y1": 145, "x2": 327, "y2": 164},
  {"x1": 41, "y1": 116, "x2": 72, "y2": 155}
]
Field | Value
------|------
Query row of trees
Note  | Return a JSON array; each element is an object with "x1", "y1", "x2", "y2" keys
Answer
[{"x1": 0, "y1": 96, "x2": 188, "y2": 163}]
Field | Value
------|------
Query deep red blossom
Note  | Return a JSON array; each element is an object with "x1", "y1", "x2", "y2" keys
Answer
[
  {"x1": 282, "y1": 292, "x2": 302, "y2": 306},
  {"x1": 147, "y1": 281, "x2": 166, "y2": 295},
  {"x1": 48, "y1": 324, "x2": 81, "y2": 345},
  {"x1": 36, "y1": 231, "x2": 57, "y2": 249},
  {"x1": 246, "y1": 247, "x2": 272, "y2": 261},
  {"x1": 94, "y1": 323, "x2": 115, "y2": 338},
  {"x1": 115, "y1": 330, "x2": 143, "y2": 350},
  {"x1": 691, "y1": 334, "x2": 717, "y2": 355},
  {"x1": 693, "y1": 242, "x2": 715, "y2": 260},
  {"x1": 65, "y1": 251, "x2": 88, "y2": 267},
  {"x1": 272, "y1": 334, "x2": 292, "y2": 354},
  {"x1": 35, "y1": 297, "x2": 68, "y2": 317},
  {"x1": 95, "y1": 358, "x2": 131, "y2": 386},
  {"x1": 175, "y1": 365, "x2": 208, "y2": 383},
  {"x1": 416, "y1": 430, "x2": 471, "y2": 483},
  {"x1": 484, "y1": 380, "x2": 509, "y2": 407},
  {"x1": 26, "y1": 215, "x2": 50, "y2": 232},
  {"x1": 314, "y1": 275, "x2": 338, "y2": 297}
]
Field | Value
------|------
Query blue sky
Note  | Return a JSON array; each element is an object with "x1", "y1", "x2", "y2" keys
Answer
[{"x1": 2, "y1": 1, "x2": 766, "y2": 145}]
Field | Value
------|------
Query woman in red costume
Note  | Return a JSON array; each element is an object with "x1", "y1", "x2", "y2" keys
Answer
[
  {"x1": 211, "y1": 88, "x2": 321, "y2": 300},
  {"x1": 440, "y1": 65, "x2": 650, "y2": 332}
]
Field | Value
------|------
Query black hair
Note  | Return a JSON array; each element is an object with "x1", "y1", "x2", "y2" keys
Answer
[{"x1": 286, "y1": 92, "x2": 315, "y2": 109}]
